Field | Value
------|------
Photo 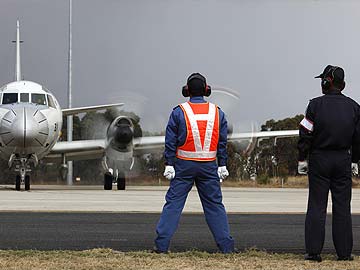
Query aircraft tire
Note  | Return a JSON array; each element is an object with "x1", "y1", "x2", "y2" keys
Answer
[
  {"x1": 25, "y1": 175, "x2": 30, "y2": 191},
  {"x1": 104, "y1": 172, "x2": 113, "y2": 190},
  {"x1": 117, "y1": 172, "x2": 125, "y2": 190},
  {"x1": 15, "y1": 175, "x2": 21, "y2": 191}
]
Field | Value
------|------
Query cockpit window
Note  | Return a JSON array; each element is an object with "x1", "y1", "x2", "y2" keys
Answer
[
  {"x1": 2, "y1": 93, "x2": 18, "y2": 104},
  {"x1": 31, "y1": 94, "x2": 47, "y2": 106},
  {"x1": 20, "y1": 93, "x2": 29, "y2": 103},
  {"x1": 47, "y1": 95, "x2": 56, "y2": 108}
]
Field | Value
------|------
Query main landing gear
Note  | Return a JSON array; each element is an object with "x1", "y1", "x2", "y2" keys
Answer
[{"x1": 104, "y1": 171, "x2": 125, "y2": 190}]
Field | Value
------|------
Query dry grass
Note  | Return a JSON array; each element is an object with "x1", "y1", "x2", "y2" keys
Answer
[{"x1": 0, "y1": 249, "x2": 358, "y2": 270}]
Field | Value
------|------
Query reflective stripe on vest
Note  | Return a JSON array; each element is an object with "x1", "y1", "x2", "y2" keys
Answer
[{"x1": 176, "y1": 102, "x2": 219, "y2": 161}]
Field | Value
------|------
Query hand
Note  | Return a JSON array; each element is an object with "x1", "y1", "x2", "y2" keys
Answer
[
  {"x1": 163, "y1": 165, "x2": 175, "y2": 180},
  {"x1": 352, "y1": 163, "x2": 358, "y2": 176},
  {"x1": 298, "y1": 161, "x2": 308, "y2": 175},
  {"x1": 218, "y1": 166, "x2": 229, "y2": 182}
]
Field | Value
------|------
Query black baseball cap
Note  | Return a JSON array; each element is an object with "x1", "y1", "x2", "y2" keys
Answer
[{"x1": 315, "y1": 65, "x2": 345, "y2": 85}]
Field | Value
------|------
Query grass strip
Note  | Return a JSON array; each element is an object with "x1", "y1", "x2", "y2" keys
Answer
[{"x1": 0, "y1": 248, "x2": 358, "y2": 270}]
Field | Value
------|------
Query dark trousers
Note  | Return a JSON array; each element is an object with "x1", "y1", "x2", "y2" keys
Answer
[
  {"x1": 305, "y1": 150, "x2": 353, "y2": 257},
  {"x1": 155, "y1": 159, "x2": 234, "y2": 253}
]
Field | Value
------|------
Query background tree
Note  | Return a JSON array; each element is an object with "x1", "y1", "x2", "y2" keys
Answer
[{"x1": 260, "y1": 114, "x2": 303, "y2": 177}]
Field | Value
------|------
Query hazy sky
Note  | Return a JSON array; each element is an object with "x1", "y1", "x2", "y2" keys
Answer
[{"x1": 0, "y1": 0, "x2": 360, "y2": 132}]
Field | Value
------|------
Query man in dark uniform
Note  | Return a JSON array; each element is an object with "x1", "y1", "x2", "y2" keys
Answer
[
  {"x1": 154, "y1": 73, "x2": 234, "y2": 253},
  {"x1": 298, "y1": 65, "x2": 360, "y2": 262}
]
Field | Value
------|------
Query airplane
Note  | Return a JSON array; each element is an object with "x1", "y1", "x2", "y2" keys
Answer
[
  {"x1": 0, "y1": 21, "x2": 299, "y2": 191},
  {"x1": 0, "y1": 21, "x2": 125, "y2": 191}
]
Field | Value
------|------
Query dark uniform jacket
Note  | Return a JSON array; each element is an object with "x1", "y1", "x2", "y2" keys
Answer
[{"x1": 298, "y1": 91, "x2": 360, "y2": 162}]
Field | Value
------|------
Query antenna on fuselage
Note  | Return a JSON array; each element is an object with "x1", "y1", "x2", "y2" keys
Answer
[{"x1": 12, "y1": 20, "x2": 23, "y2": 82}]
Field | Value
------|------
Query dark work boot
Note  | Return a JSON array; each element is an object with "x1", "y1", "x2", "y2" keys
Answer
[
  {"x1": 304, "y1": 253, "x2": 322, "y2": 262},
  {"x1": 152, "y1": 247, "x2": 168, "y2": 254},
  {"x1": 337, "y1": 255, "x2": 354, "y2": 261}
]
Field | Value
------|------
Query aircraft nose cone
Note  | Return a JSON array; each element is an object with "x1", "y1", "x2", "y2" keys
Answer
[
  {"x1": 24, "y1": 107, "x2": 49, "y2": 147},
  {"x1": 0, "y1": 106, "x2": 49, "y2": 153}
]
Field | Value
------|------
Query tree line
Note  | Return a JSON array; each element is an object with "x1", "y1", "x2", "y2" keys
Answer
[{"x1": 226, "y1": 115, "x2": 303, "y2": 183}]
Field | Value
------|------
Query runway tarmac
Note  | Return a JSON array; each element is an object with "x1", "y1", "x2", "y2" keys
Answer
[
  {"x1": 1, "y1": 185, "x2": 360, "y2": 213},
  {"x1": 0, "y1": 212, "x2": 359, "y2": 253},
  {"x1": 1, "y1": 186, "x2": 359, "y2": 253}
]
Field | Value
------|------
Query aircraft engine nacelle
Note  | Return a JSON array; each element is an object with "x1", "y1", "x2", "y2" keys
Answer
[
  {"x1": 104, "y1": 116, "x2": 135, "y2": 173},
  {"x1": 106, "y1": 116, "x2": 134, "y2": 152}
]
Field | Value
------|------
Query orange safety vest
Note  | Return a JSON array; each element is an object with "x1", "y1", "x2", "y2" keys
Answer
[{"x1": 176, "y1": 102, "x2": 220, "y2": 161}]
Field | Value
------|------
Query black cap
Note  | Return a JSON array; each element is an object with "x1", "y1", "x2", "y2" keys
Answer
[
  {"x1": 315, "y1": 65, "x2": 333, "y2": 79},
  {"x1": 315, "y1": 65, "x2": 345, "y2": 86}
]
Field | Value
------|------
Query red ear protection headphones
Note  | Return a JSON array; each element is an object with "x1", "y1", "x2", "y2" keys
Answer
[
  {"x1": 182, "y1": 73, "x2": 211, "y2": 97},
  {"x1": 322, "y1": 66, "x2": 345, "y2": 91}
]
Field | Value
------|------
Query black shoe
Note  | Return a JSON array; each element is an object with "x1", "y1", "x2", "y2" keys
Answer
[
  {"x1": 152, "y1": 248, "x2": 168, "y2": 254},
  {"x1": 304, "y1": 253, "x2": 322, "y2": 262},
  {"x1": 224, "y1": 248, "x2": 239, "y2": 254},
  {"x1": 337, "y1": 255, "x2": 354, "y2": 261}
]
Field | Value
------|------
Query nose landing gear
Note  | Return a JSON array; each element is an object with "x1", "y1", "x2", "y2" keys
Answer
[
  {"x1": 14, "y1": 157, "x2": 32, "y2": 191},
  {"x1": 15, "y1": 169, "x2": 31, "y2": 191},
  {"x1": 102, "y1": 157, "x2": 127, "y2": 191},
  {"x1": 103, "y1": 171, "x2": 126, "y2": 190}
]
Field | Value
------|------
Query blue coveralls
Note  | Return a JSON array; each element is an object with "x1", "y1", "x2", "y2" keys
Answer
[{"x1": 154, "y1": 96, "x2": 234, "y2": 253}]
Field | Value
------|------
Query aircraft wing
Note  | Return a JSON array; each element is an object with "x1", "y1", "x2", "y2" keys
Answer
[
  {"x1": 62, "y1": 103, "x2": 124, "y2": 116},
  {"x1": 133, "y1": 136, "x2": 165, "y2": 155},
  {"x1": 45, "y1": 137, "x2": 162, "y2": 162},
  {"x1": 45, "y1": 140, "x2": 105, "y2": 162},
  {"x1": 45, "y1": 130, "x2": 299, "y2": 161},
  {"x1": 227, "y1": 129, "x2": 299, "y2": 155},
  {"x1": 45, "y1": 137, "x2": 165, "y2": 161},
  {"x1": 228, "y1": 130, "x2": 299, "y2": 141},
  {"x1": 133, "y1": 130, "x2": 299, "y2": 154}
]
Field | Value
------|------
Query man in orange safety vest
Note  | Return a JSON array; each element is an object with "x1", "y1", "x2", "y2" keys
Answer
[{"x1": 154, "y1": 73, "x2": 234, "y2": 253}]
